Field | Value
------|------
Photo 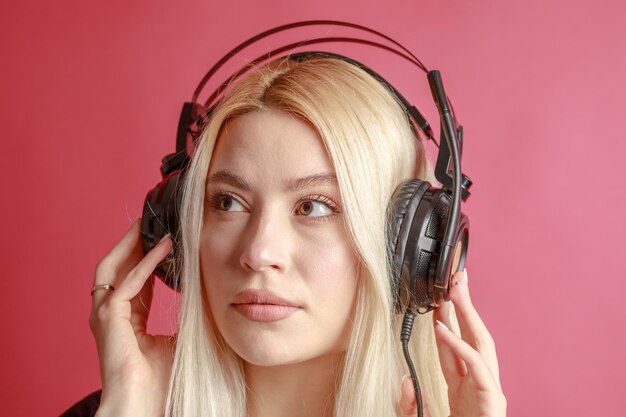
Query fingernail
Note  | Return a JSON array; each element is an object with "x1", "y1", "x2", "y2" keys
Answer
[
  {"x1": 464, "y1": 268, "x2": 469, "y2": 284},
  {"x1": 159, "y1": 233, "x2": 171, "y2": 243},
  {"x1": 436, "y1": 320, "x2": 450, "y2": 332},
  {"x1": 402, "y1": 374, "x2": 410, "y2": 384}
]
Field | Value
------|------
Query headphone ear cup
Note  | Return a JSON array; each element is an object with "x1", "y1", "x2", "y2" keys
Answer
[
  {"x1": 387, "y1": 180, "x2": 431, "y2": 312},
  {"x1": 389, "y1": 179, "x2": 468, "y2": 312},
  {"x1": 141, "y1": 170, "x2": 183, "y2": 290}
]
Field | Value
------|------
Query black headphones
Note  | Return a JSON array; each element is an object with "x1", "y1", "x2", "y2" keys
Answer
[{"x1": 141, "y1": 20, "x2": 473, "y2": 314}]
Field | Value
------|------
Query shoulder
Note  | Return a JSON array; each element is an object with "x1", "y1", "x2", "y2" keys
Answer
[{"x1": 59, "y1": 390, "x2": 101, "y2": 417}]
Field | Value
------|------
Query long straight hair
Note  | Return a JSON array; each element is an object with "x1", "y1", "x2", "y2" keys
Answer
[{"x1": 165, "y1": 57, "x2": 450, "y2": 417}]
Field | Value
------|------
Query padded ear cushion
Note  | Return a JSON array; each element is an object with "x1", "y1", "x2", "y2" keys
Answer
[{"x1": 387, "y1": 179, "x2": 431, "y2": 310}]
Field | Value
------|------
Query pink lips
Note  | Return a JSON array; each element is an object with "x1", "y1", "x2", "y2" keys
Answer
[{"x1": 232, "y1": 289, "x2": 301, "y2": 322}]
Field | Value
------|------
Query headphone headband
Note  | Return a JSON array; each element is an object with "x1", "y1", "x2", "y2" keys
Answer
[{"x1": 191, "y1": 20, "x2": 428, "y2": 102}]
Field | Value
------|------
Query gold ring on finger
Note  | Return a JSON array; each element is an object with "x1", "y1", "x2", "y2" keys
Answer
[{"x1": 90, "y1": 284, "x2": 115, "y2": 296}]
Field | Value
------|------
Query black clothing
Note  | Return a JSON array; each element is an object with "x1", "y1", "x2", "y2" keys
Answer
[{"x1": 60, "y1": 390, "x2": 101, "y2": 417}]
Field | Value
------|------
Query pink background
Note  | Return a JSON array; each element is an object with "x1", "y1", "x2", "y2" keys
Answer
[{"x1": 1, "y1": 1, "x2": 624, "y2": 416}]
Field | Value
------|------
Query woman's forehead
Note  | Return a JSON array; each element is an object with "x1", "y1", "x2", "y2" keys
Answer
[{"x1": 208, "y1": 109, "x2": 336, "y2": 187}]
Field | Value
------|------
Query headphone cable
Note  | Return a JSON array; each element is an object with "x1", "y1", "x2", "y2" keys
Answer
[{"x1": 401, "y1": 308, "x2": 423, "y2": 417}]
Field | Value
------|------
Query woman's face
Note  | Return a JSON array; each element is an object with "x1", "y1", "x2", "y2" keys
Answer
[{"x1": 200, "y1": 109, "x2": 359, "y2": 367}]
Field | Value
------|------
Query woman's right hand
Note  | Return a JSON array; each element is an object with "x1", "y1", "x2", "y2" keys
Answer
[{"x1": 89, "y1": 219, "x2": 174, "y2": 417}]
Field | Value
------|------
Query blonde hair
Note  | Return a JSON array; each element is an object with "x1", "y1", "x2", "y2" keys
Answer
[{"x1": 166, "y1": 56, "x2": 450, "y2": 417}]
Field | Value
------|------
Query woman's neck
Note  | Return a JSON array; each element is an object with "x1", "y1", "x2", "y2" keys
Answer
[{"x1": 244, "y1": 352, "x2": 344, "y2": 417}]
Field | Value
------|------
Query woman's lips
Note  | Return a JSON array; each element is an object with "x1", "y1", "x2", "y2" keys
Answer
[
  {"x1": 232, "y1": 304, "x2": 300, "y2": 322},
  {"x1": 232, "y1": 289, "x2": 301, "y2": 322}
]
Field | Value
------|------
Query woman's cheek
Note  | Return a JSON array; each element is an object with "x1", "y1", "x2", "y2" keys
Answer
[
  {"x1": 202, "y1": 217, "x2": 245, "y2": 262},
  {"x1": 300, "y1": 226, "x2": 359, "y2": 293}
]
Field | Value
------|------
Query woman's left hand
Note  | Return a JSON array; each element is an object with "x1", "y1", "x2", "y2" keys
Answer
[{"x1": 400, "y1": 269, "x2": 506, "y2": 417}]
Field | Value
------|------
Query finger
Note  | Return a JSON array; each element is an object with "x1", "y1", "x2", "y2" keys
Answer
[
  {"x1": 433, "y1": 303, "x2": 466, "y2": 379},
  {"x1": 450, "y1": 269, "x2": 470, "y2": 301},
  {"x1": 128, "y1": 274, "x2": 155, "y2": 335},
  {"x1": 127, "y1": 237, "x2": 173, "y2": 334},
  {"x1": 434, "y1": 320, "x2": 499, "y2": 392},
  {"x1": 447, "y1": 282, "x2": 501, "y2": 386},
  {"x1": 91, "y1": 234, "x2": 171, "y2": 345},
  {"x1": 111, "y1": 235, "x2": 172, "y2": 303},
  {"x1": 400, "y1": 375, "x2": 417, "y2": 417},
  {"x1": 461, "y1": 268, "x2": 471, "y2": 301},
  {"x1": 92, "y1": 219, "x2": 143, "y2": 307},
  {"x1": 434, "y1": 298, "x2": 453, "y2": 330}
]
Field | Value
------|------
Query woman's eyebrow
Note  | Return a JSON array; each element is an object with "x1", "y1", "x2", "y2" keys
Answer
[
  {"x1": 207, "y1": 170, "x2": 252, "y2": 191},
  {"x1": 286, "y1": 173, "x2": 337, "y2": 192},
  {"x1": 206, "y1": 170, "x2": 337, "y2": 192}
]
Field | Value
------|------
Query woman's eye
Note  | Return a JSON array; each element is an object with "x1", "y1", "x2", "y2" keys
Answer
[
  {"x1": 295, "y1": 200, "x2": 335, "y2": 218},
  {"x1": 213, "y1": 194, "x2": 246, "y2": 212}
]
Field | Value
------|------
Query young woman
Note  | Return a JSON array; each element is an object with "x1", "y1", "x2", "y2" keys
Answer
[{"x1": 87, "y1": 56, "x2": 506, "y2": 417}]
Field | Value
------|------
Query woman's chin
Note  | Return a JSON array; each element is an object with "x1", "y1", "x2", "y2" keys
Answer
[
  {"x1": 238, "y1": 349, "x2": 305, "y2": 368},
  {"x1": 233, "y1": 340, "x2": 348, "y2": 369}
]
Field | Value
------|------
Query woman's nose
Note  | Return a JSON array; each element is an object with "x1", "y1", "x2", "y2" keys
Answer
[{"x1": 239, "y1": 210, "x2": 290, "y2": 273}]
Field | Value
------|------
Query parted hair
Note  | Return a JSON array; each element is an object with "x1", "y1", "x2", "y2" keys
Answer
[{"x1": 165, "y1": 56, "x2": 451, "y2": 417}]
